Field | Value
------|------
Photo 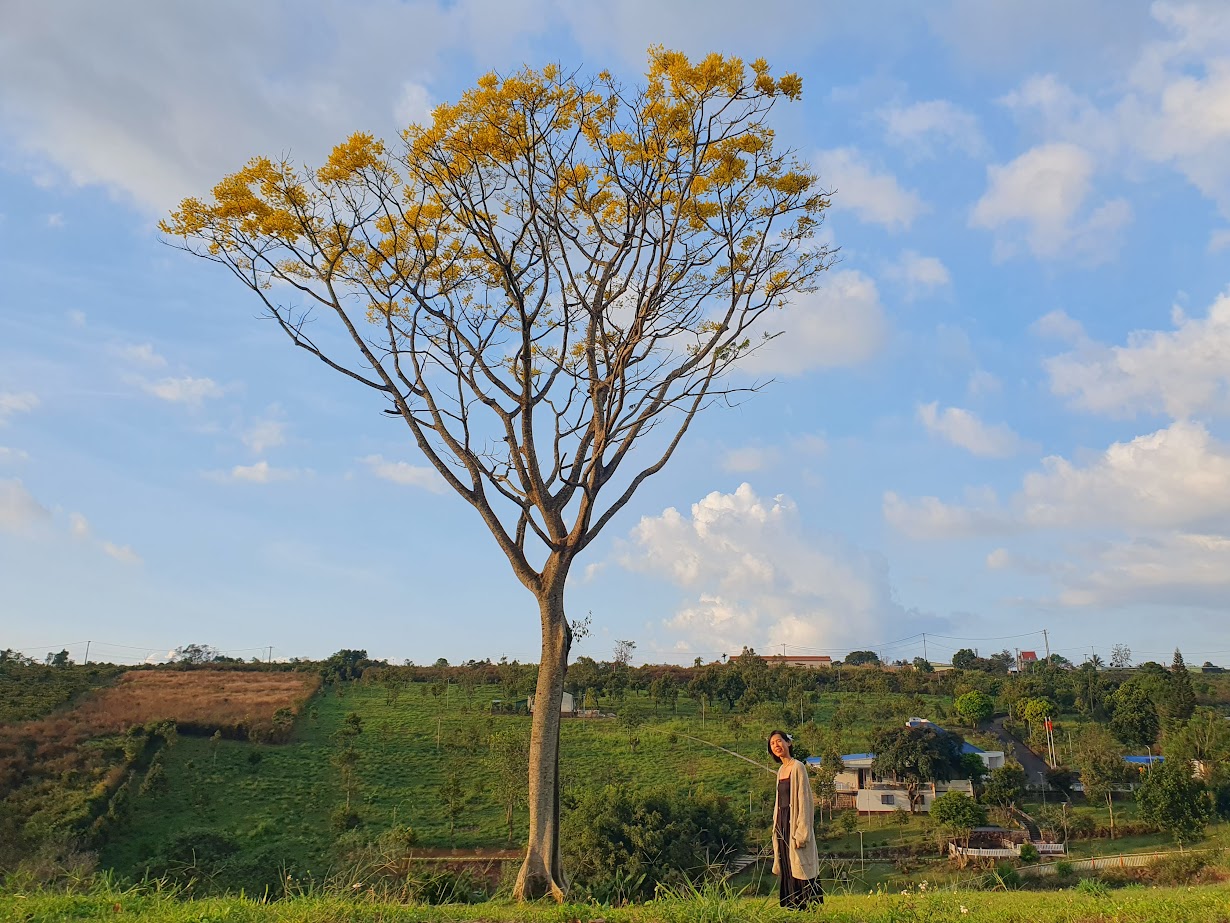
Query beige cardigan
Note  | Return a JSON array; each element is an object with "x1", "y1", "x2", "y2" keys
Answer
[{"x1": 771, "y1": 757, "x2": 819, "y2": 880}]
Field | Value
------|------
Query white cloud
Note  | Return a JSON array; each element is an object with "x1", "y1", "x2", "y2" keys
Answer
[
  {"x1": 619, "y1": 483, "x2": 922, "y2": 652},
  {"x1": 0, "y1": 3, "x2": 449, "y2": 213},
  {"x1": 1032, "y1": 309, "x2": 1088, "y2": 343},
  {"x1": 0, "y1": 479, "x2": 50, "y2": 532},
  {"x1": 141, "y1": 376, "x2": 223, "y2": 404},
  {"x1": 0, "y1": 391, "x2": 39, "y2": 422},
  {"x1": 882, "y1": 489, "x2": 1014, "y2": 540},
  {"x1": 68, "y1": 310, "x2": 86, "y2": 327},
  {"x1": 888, "y1": 421, "x2": 1230, "y2": 538},
  {"x1": 114, "y1": 343, "x2": 167, "y2": 368},
  {"x1": 813, "y1": 147, "x2": 926, "y2": 231},
  {"x1": 1211, "y1": 229, "x2": 1230, "y2": 252},
  {"x1": 1021, "y1": 422, "x2": 1230, "y2": 531},
  {"x1": 739, "y1": 270, "x2": 887, "y2": 377},
  {"x1": 362, "y1": 454, "x2": 448, "y2": 493},
  {"x1": 0, "y1": 447, "x2": 30, "y2": 464},
  {"x1": 393, "y1": 82, "x2": 433, "y2": 127},
  {"x1": 879, "y1": 99, "x2": 986, "y2": 157},
  {"x1": 226, "y1": 461, "x2": 296, "y2": 484},
  {"x1": 46, "y1": 212, "x2": 64, "y2": 229},
  {"x1": 917, "y1": 402, "x2": 1030, "y2": 458},
  {"x1": 720, "y1": 446, "x2": 780, "y2": 473},
  {"x1": 101, "y1": 541, "x2": 142, "y2": 565},
  {"x1": 242, "y1": 418, "x2": 287, "y2": 454},
  {"x1": 996, "y1": 7, "x2": 1230, "y2": 217},
  {"x1": 1045, "y1": 288, "x2": 1230, "y2": 419},
  {"x1": 1058, "y1": 532, "x2": 1230, "y2": 607},
  {"x1": 970, "y1": 142, "x2": 1131, "y2": 262},
  {"x1": 888, "y1": 250, "x2": 951, "y2": 300}
]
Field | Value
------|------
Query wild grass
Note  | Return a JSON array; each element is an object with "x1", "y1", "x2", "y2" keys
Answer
[{"x1": 2, "y1": 878, "x2": 1229, "y2": 923}]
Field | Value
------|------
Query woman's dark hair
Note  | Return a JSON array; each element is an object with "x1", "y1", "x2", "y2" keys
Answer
[{"x1": 767, "y1": 729, "x2": 793, "y2": 763}]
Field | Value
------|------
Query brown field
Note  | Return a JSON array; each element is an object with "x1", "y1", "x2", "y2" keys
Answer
[{"x1": 69, "y1": 669, "x2": 322, "y2": 738}]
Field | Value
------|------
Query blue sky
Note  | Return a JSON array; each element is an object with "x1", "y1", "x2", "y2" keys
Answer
[{"x1": 3, "y1": 1, "x2": 1230, "y2": 668}]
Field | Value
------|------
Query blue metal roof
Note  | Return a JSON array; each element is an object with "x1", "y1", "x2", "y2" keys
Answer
[
  {"x1": 1123, "y1": 755, "x2": 1163, "y2": 765},
  {"x1": 805, "y1": 753, "x2": 875, "y2": 765},
  {"x1": 961, "y1": 742, "x2": 985, "y2": 754}
]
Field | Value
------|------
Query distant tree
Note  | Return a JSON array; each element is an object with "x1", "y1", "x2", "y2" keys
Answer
[
  {"x1": 321, "y1": 649, "x2": 369, "y2": 683},
  {"x1": 844, "y1": 650, "x2": 880, "y2": 667},
  {"x1": 1085, "y1": 652, "x2": 1104, "y2": 671},
  {"x1": 619, "y1": 699, "x2": 652, "y2": 753},
  {"x1": 487, "y1": 730, "x2": 530, "y2": 842},
  {"x1": 1108, "y1": 684, "x2": 1159, "y2": 750},
  {"x1": 1110, "y1": 644, "x2": 1132, "y2": 670},
  {"x1": 1165, "y1": 707, "x2": 1230, "y2": 779},
  {"x1": 1166, "y1": 649, "x2": 1197, "y2": 721},
  {"x1": 649, "y1": 676, "x2": 680, "y2": 714},
  {"x1": 953, "y1": 690, "x2": 994, "y2": 728},
  {"x1": 870, "y1": 724, "x2": 965, "y2": 812},
  {"x1": 960, "y1": 752, "x2": 988, "y2": 787},
  {"x1": 334, "y1": 747, "x2": 360, "y2": 810},
  {"x1": 438, "y1": 773, "x2": 476, "y2": 836},
  {"x1": 912, "y1": 657, "x2": 934, "y2": 673},
  {"x1": 1076, "y1": 726, "x2": 1128, "y2": 839},
  {"x1": 210, "y1": 729, "x2": 223, "y2": 765},
  {"x1": 1136, "y1": 758, "x2": 1214, "y2": 845},
  {"x1": 49, "y1": 649, "x2": 72, "y2": 668},
  {"x1": 980, "y1": 764, "x2": 1027, "y2": 807},
  {"x1": 174, "y1": 643, "x2": 219, "y2": 664},
  {"x1": 952, "y1": 649, "x2": 978, "y2": 671},
  {"x1": 930, "y1": 790, "x2": 987, "y2": 850}
]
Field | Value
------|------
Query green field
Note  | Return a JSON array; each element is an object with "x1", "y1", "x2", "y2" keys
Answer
[{"x1": 99, "y1": 680, "x2": 838, "y2": 879}]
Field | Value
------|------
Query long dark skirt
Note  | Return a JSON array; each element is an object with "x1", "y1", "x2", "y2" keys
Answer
[{"x1": 775, "y1": 833, "x2": 823, "y2": 910}]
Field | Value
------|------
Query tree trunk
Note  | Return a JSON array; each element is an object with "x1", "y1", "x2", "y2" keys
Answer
[
  {"x1": 513, "y1": 586, "x2": 570, "y2": 901},
  {"x1": 1106, "y1": 792, "x2": 1115, "y2": 839}
]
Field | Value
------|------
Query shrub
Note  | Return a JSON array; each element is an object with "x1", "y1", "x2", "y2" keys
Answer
[
  {"x1": 1075, "y1": 876, "x2": 1109, "y2": 896},
  {"x1": 562, "y1": 784, "x2": 747, "y2": 901},
  {"x1": 1018, "y1": 842, "x2": 1039, "y2": 863},
  {"x1": 1149, "y1": 852, "x2": 1208, "y2": 886},
  {"x1": 1053, "y1": 860, "x2": 1073, "y2": 877},
  {"x1": 331, "y1": 806, "x2": 361, "y2": 832}
]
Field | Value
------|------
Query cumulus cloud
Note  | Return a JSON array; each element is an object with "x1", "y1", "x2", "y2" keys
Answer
[
  {"x1": 879, "y1": 99, "x2": 986, "y2": 157},
  {"x1": 0, "y1": 391, "x2": 39, "y2": 422},
  {"x1": 141, "y1": 376, "x2": 223, "y2": 404},
  {"x1": 1059, "y1": 532, "x2": 1230, "y2": 607},
  {"x1": 888, "y1": 250, "x2": 951, "y2": 300},
  {"x1": 997, "y1": 5, "x2": 1230, "y2": 217},
  {"x1": 738, "y1": 270, "x2": 887, "y2": 376},
  {"x1": 619, "y1": 483, "x2": 921, "y2": 652},
  {"x1": 0, "y1": 447, "x2": 31, "y2": 464},
  {"x1": 1032, "y1": 309, "x2": 1089, "y2": 344},
  {"x1": 1045, "y1": 288, "x2": 1230, "y2": 419},
  {"x1": 970, "y1": 142, "x2": 1131, "y2": 262},
  {"x1": 916, "y1": 402, "x2": 1031, "y2": 458},
  {"x1": 889, "y1": 421, "x2": 1230, "y2": 537},
  {"x1": 967, "y1": 369, "x2": 1001, "y2": 398},
  {"x1": 362, "y1": 454, "x2": 448, "y2": 493},
  {"x1": 813, "y1": 147, "x2": 926, "y2": 231},
  {"x1": 0, "y1": 479, "x2": 51, "y2": 532}
]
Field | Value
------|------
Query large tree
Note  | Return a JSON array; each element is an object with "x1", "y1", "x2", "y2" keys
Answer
[
  {"x1": 162, "y1": 50, "x2": 831, "y2": 899},
  {"x1": 870, "y1": 724, "x2": 965, "y2": 812}
]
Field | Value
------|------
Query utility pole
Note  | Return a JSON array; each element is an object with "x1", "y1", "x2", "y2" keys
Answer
[
  {"x1": 267, "y1": 645, "x2": 273, "y2": 664},
  {"x1": 922, "y1": 634, "x2": 927, "y2": 663},
  {"x1": 1042, "y1": 629, "x2": 1050, "y2": 661},
  {"x1": 83, "y1": 641, "x2": 90, "y2": 666}
]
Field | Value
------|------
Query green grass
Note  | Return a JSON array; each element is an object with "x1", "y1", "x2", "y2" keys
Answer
[
  {"x1": 3, "y1": 881, "x2": 1230, "y2": 923},
  {"x1": 0, "y1": 662, "x2": 126, "y2": 724}
]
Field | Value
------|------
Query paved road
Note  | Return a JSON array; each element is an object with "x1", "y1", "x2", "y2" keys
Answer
[{"x1": 985, "y1": 716, "x2": 1051, "y2": 781}]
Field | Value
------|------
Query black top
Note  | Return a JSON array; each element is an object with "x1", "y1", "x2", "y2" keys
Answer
[{"x1": 775, "y1": 775, "x2": 791, "y2": 839}]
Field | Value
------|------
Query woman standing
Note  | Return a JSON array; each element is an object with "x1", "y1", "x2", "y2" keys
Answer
[{"x1": 767, "y1": 730, "x2": 822, "y2": 910}]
